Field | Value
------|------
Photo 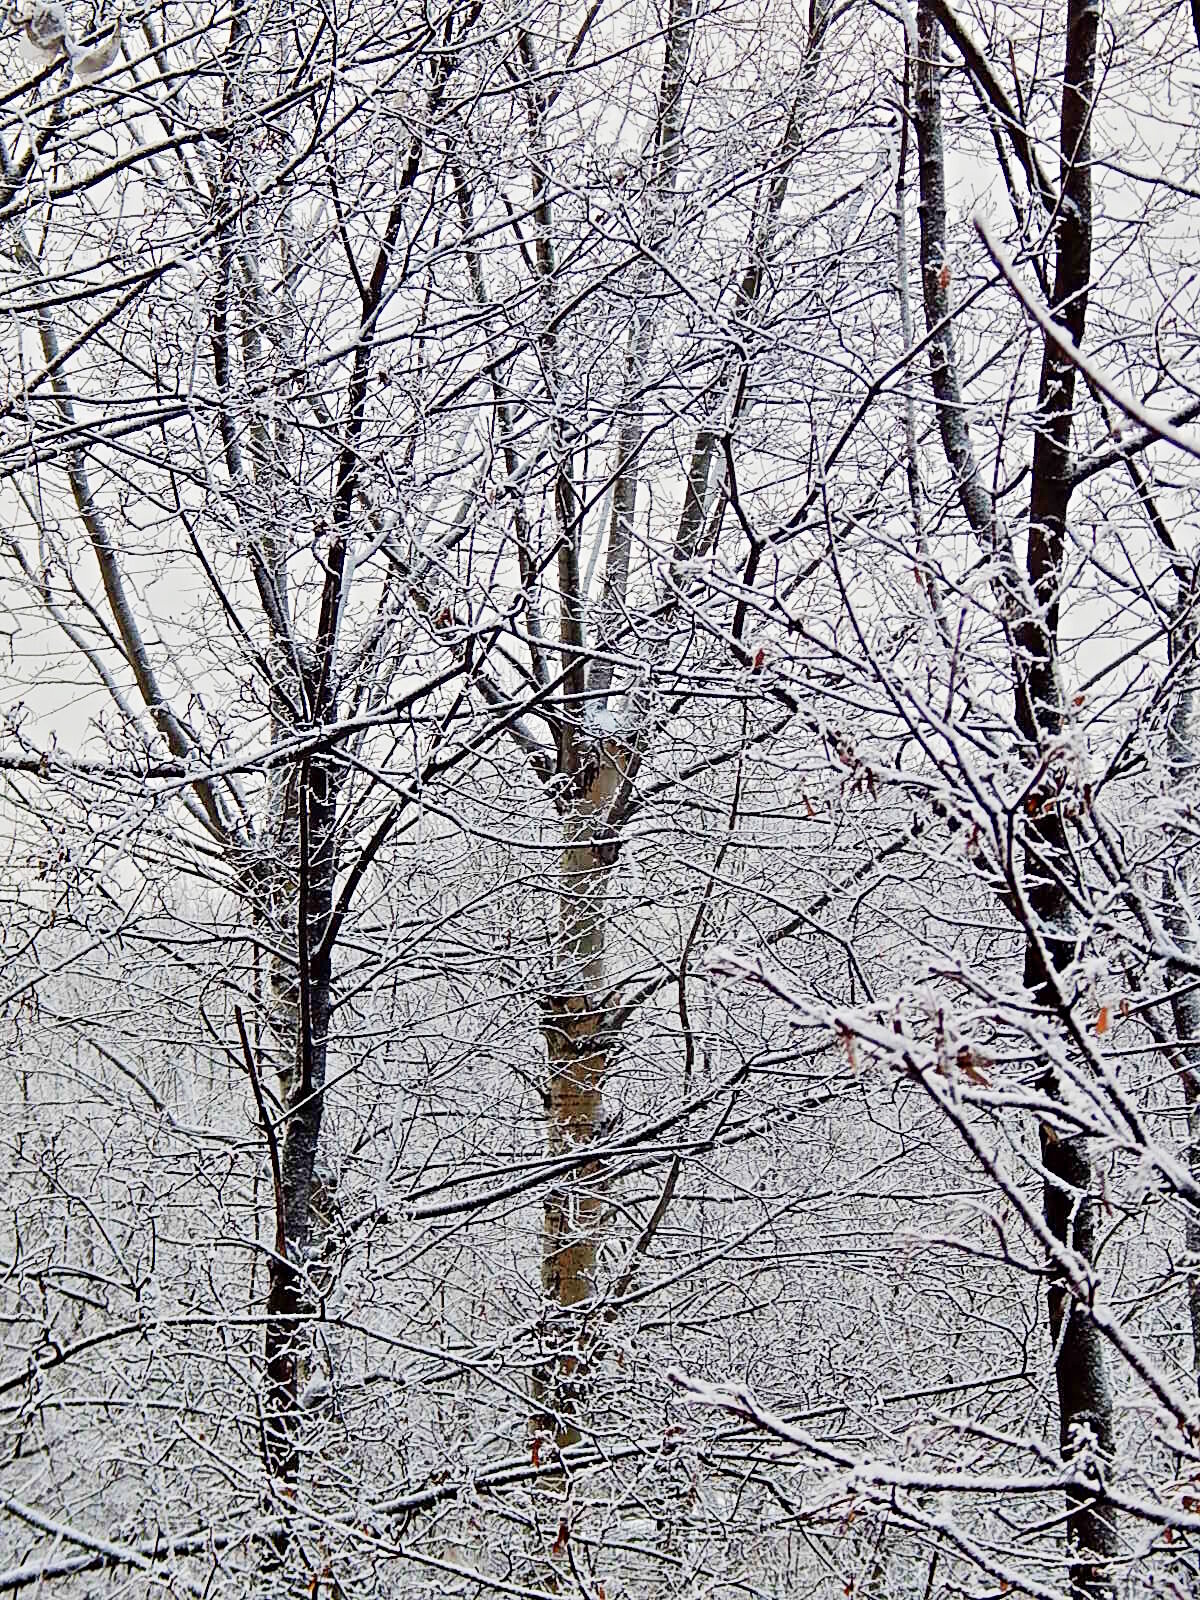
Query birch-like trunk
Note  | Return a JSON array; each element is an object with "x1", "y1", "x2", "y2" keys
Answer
[
  {"x1": 527, "y1": 2, "x2": 831, "y2": 1458},
  {"x1": 524, "y1": 2, "x2": 693, "y2": 1452},
  {"x1": 533, "y1": 742, "x2": 625, "y2": 1449}
]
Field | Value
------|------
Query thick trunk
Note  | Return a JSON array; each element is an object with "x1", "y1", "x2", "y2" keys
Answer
[
  {"x1": 1018, "y1": 0, "x2": 1097, "y2": 748},
  {"x1": 533, "y1": 742, "x2": 624, "y2": 1449},
  {"x1": 1029, "y1": 942, "x2": 1118, "y2": 1598},
  {"x1": 1037, "y1": 1109, "x2": 1116, "y2": 1592},
  {"x1": 263, "y1": 754, "x2": 336, "y2": 1535}
]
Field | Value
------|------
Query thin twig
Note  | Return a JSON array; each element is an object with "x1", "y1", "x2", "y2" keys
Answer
[{"x1": 975, "y1": 213, "x2": 1200, "y2": 463}]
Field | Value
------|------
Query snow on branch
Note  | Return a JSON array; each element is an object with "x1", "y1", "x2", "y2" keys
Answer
[{"x1": 974, "y1": 212, "x2": 1200, "y2": 465}]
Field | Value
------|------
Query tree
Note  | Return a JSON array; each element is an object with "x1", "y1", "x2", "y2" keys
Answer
[
  {"x1": 0, "y1": 0, "x2": 533, "y2": 1569},
  {"x1": 5, "y1": 0, "x2": 1200, "y2": 1596},
  {"x1": 1, "y1": 0, "x2": 862, "y2": 1585},
  {"x1": 700, "y1": 1, "x2": 1200, "y2": 1595},
  {"x1": 915, "y1": 1, "x2": 1118, "y2": 1586}
]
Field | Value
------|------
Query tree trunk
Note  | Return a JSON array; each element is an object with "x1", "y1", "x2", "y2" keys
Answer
[
  {"x1": 1164, "y1": 556, "x2": 1200, "y2": 1388},
  {"x1": 533, "y1": 740, "x2": 625, "y2": 1450},
  {"x1": 1029, "y1": 950, "x2": 1118, "y2": 1598},
  {"x1": 1018, "y1": 5, "x2": 1116, "y2": 1582},
  {"x1": 913, "y1": 3, "x2": 1117, "y2": 1590},
  {"x1": 263, "y1": 752, "x2": 336, "y2": 1539}
]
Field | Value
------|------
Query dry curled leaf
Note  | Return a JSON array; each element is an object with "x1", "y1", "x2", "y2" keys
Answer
[{"x1": 955, "y1": 1045, "x2": 992, "y2": 1086}]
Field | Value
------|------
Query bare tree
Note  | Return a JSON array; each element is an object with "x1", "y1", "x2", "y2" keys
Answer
[
  {"x1": 693, "y1": 1, "x2": 1200, "y2": 1595},
  {"x1": 0, "y1": 0, "x2": 515, "y2": 1563},
  {"x1": 913, "y1": 2, "x2": 1118, "y2": 1588},
  {"x1": 8, "y1": 1, "x2": 1200, "y2": 1597}
]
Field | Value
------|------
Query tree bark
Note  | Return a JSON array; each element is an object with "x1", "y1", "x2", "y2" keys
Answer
[
  {"x1": 914, "y1": 4, "x2": 1117, "y2": 1591},
  {"x1": 913, "y1": 3, "x2": 998, "y2": 551},
  {"x1": 592, "y1": 0, "x2": 695, "y2": 703},
  {"x1": 533, "y1": 742, "x2": 625, "y2": 1449},
  {"x1": 1163, "y1": 556, "x2": 1200, "y2": 1388},
  {"x1": 263, "y1": 751, "x2": 336, "y2": 1525},
  {"x1": 1020, "y1": 9, "x2": 1116, "y2": 1583}
]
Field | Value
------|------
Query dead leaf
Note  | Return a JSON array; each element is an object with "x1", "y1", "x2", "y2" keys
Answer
[{"x1": 955, "y1": 1045, "x2": 991, "y2": 1086}]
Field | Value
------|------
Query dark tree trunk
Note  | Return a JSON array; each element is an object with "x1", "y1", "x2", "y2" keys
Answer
[
  {"x1": 1019, "y1": 8, "x2": 1117, "y2": 1587},
  {"x1": 1027, "y1": 940, "x2": 1118, "y2": 1598},
  {"x1": 1164, "y1": 558, "x2": 1200, "y2": 1388},
  {"x1": 914, "y1": 4, "x2": 1117, "y2": 1591},
  {"x1": 1037, "y1": 1110, "x2": 1116, "y2": 1592},
  {"x1": 263, "y1": 751, "x2": 336, "y2": 1540}
]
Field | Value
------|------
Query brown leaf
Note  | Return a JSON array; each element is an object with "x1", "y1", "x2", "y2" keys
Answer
[
  {"x1": 552, "y1": 1519, "x2": 569, "y2": 1557},
  {"x1": 955, "y1": 1045, "x2": 991, "y2": 1086},
  {"x1": 1095, "y1": 1005, "x2": 1110, "y2": 1036}
]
